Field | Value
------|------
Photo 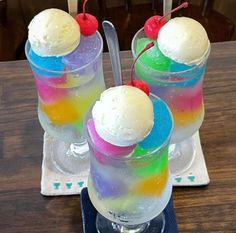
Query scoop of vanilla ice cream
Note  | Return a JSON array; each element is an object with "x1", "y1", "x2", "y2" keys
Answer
[
  {"x1": 92, "y1": 86, "x2": 154, "y2": 147},
  {"x1": 28, "y1": 8, "x2": 80, "y2": 57},
  {"x1": 158, "y1": 17, "x2": 210, "y2": 65}
]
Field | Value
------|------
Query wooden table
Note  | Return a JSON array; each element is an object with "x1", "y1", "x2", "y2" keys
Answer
[{"x1": 0, "y1": 41, "x2": 236, "y2": 233}]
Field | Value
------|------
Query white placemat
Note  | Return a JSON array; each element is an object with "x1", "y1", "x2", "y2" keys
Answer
[
  {"x1": 41, "y1": 133, "x2": 88, "y2": 196},
  {"x1": 172, "y1": 131, "x2": 210, "y2": 186}
]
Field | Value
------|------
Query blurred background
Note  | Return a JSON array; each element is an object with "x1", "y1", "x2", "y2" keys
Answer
[{"x1": 0, "y1": 0, "x2": 235, "y2": 61}]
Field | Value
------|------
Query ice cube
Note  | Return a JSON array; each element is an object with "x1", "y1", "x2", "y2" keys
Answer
[
  {"x1": 63, "y1": 33, "x2": 101, "y2": 70},
  {"x1": 170, "y1": 60, "x2": 193, "y2": 72},
  {"x1": 28, "y1": 48, "x2": 64, "y2": 77},
  {"x1": 139, "y1": 98, "x2": 173, "y2": 149},
  {"x1": 136, "y1": 38, "x2": 171, "y2": 72}
]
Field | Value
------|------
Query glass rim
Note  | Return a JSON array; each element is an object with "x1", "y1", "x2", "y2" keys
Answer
[
  {"x1": 25, "y1": 31, "x2": 103, "y2": 75},
  {"x1": 131, "y1": 27, "x2": 211, "y2": 76},
  {"x1": 84, "y1": 93, "x2": 174, "y2": 161}
]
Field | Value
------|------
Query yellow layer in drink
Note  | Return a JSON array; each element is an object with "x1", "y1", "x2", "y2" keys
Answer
[
  {"x1": 41, "y1": 87, "x2": 102, "y2": 126},
  {"x1": 171, "y1": 104, "x2": 204, "y2": 127},
  {"x1": 133, "y1": 168, "x2": 169, "y2": 196}
]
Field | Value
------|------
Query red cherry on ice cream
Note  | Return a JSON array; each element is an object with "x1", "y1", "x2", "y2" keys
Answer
[
  {"x1": 144, "y1": 16, "x2": 166, "y2": 40},
  {"x1": 127, "y1": 80, "x2": 150, "y2": 96},
  {"x1": 144, "y1": 1, "x2": 188, "y2": 40},
  {"x1": 76, "y1": 13, "x2": 98, "y2": 36},
  {"x1": 75, "y1": 0, "x2": 98, "y2": 36}
]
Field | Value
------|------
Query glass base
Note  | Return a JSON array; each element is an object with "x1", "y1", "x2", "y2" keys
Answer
[
  {"x1": 47, "y1": 135, "x2": 90, "y2": 175},
  {"x1": 169, "y1": 135, "x2": 196, "y2": 175},
  {"x1": 96, "y1": 213, "x2": 165, "y2": 233}
]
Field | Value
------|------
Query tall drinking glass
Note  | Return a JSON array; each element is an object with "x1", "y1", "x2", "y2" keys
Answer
[
  {"x1": 25, "y1": 32, "x2": 106, "y2": 174},
  {"x1": 86, "y1": 94, "x2": 173, "y2": 233},
  {"x1": 132, "y1": 28, "x2": 210, "y2": 175}
]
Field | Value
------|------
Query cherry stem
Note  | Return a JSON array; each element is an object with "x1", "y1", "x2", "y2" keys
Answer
[
  {"x1": 130, "y1": 42, "x2": 154, "y2": 85},
  {"x1": 158, "y1": 1, "x2": 188, "y2": 23},
  {"x1": 83, "y1": 0, "x2": 89, "y2": 20}
]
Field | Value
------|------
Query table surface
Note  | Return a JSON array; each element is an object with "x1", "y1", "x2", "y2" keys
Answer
[{"x1": 0, "y1": 41, "x2": 236, "y2": 233}]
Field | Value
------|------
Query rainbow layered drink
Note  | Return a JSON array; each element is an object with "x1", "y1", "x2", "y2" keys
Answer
[
  {"x1": 86, "y1": 86, "x2": 173, "y2": 232},
  {"x1": 25, "y1": 8, "x2": 105, "y2": 174},
  {"x1": 132, "y1": 16, "x2": 210, "y2": 174}
]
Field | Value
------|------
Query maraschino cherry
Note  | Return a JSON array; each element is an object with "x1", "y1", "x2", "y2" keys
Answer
[
  {"x1": 75, "y1": 0, "x2": 98, "y2": 36},
  {"x1": 144, "y1": 1, "x2": 188, "y2": 40},
  {"x1": 127, "y1": 42, "x2": 154, "y2": 96}
]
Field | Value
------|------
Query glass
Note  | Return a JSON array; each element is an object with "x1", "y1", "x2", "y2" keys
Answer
[
  {"x1": 25, "y1": 31, "x2": 106, "y2": 174},
  {"x1": 131, "y1": 28, "x2": 210, "y2": 175},
  {"x1": 85, "y1": 94, "x2": 173, "y2": 233}
]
